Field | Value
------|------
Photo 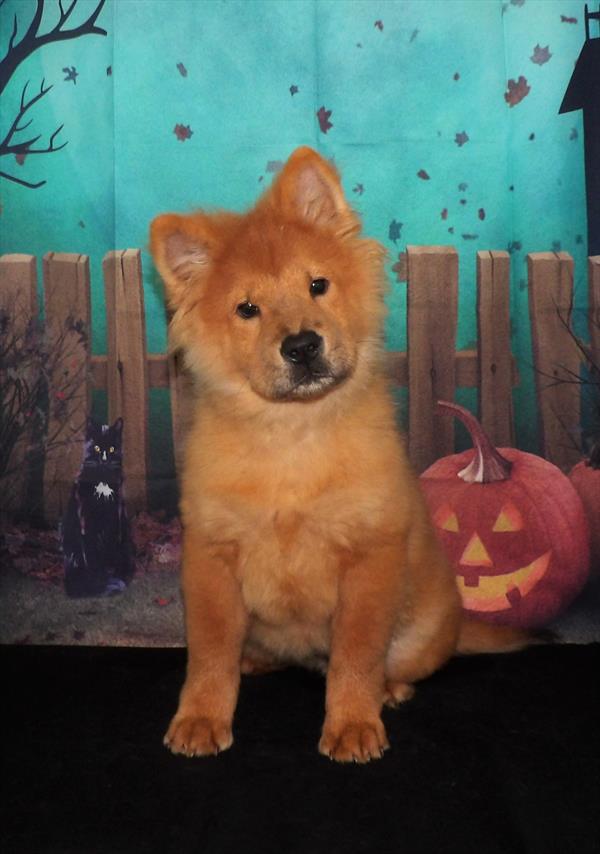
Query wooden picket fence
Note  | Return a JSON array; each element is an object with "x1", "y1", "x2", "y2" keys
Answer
[{"x1": 1, "y1": 247, "x2": 599, "y2": 522}]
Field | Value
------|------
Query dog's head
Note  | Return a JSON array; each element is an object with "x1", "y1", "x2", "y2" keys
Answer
[{"x1": 150, "y1": 147, "x2": 387, "y2": 404}]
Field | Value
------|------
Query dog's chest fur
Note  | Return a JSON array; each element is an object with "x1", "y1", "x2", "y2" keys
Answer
[{"x1": 181, "y1": 395, "x2": 408, "y2": 661}]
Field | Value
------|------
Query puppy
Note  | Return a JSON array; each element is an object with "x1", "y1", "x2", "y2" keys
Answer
[{"x1": 150, "y1": 147, "x2": 527, "y2": 763}]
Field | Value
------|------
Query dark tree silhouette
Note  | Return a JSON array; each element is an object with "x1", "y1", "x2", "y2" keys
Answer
[{"x1": 0, "y1": 0, "x2": 107, "y2": 189}]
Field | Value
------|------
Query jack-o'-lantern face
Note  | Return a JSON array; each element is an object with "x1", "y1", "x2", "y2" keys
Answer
[
  {"x1": 432, "y1": 499, "x2": 551, "y2": 612},
  {"x1": 420, "y1": 401, "x2": 590, "y2": 628}
]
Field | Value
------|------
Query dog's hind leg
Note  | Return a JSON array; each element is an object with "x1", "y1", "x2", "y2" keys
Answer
[{"x1": 383, "y1": 578, "x2": 461, "y2": 708}]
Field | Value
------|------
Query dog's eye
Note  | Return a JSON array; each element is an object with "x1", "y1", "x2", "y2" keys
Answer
[
  {"x1": 310, "y1": 278, "x2": 329, "y2": 297},
  {"x1": 236, "y1": 301, "x2": 260, "y2": 319},
  {"x1": 94, "y1": 445, "x2": 101, "y2": 453}
]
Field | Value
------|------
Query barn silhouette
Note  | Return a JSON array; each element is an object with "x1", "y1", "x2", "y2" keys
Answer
[{"x1": 559, "y1": 3, "x2": 600, "y2": 255}]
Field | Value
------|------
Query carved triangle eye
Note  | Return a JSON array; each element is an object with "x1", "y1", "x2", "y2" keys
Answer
[
  {"x1": 433, "y1": 504, "x2": 459, "y2": 532},
  {"x1": 492, "y1": 502, "x2": 524, "y2": 532}
]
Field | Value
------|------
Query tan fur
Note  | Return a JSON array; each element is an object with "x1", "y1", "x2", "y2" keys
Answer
[{"x1": 150, "y1": 146, "x2": 528, "y2": 764}]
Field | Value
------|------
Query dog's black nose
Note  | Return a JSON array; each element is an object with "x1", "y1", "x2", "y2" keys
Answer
[{"x1": 280, "y1": 330, "x2": 323, "y2": 365}]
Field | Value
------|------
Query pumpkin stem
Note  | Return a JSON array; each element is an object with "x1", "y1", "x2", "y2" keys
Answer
[
  {"x1": 587, "y1": 441, "x2": 600, "y2": 470},
  {"x1": 436, "y1": 400, "x2": 513, "y2": 483}
]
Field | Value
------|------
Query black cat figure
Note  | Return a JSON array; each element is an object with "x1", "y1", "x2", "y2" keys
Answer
[{"x1": 62, "y1": 417, "x2": 134, "y2": 598}]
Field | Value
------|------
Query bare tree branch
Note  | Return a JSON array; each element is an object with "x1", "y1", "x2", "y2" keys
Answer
[
  {"x1": 0, "y1": 79, "x2": 67, "y2": 185},
  {"x1": 7, "y1": 12, "x2": 18, "y2": 52},
  {"x1": 0, "y1": 0, "x2": 107, "y2": 189},
  {"x1": 0, "y1": 170, "x2": 46, "y2": 189},
  {"x1": 534, "y1": 291, "x2": 600, "y2": 453},
  {"x1": 0, "y1": 0, "x2": 107, "y2": 96},
  {"x1": 0, "y1": 79, "x2": 53, "y2": 152},
  {"x1": 0, "y1": 302, "x2": 92, "y2": 514}
]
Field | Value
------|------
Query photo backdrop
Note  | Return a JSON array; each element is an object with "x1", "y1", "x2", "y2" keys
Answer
[{"x1": 0, "y1": 0, "x2": 595, "y2": 646}]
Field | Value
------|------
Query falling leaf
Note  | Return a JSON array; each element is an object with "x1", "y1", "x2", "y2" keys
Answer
[
  {"x1": 529, "y1": 132, "x2": 535, "y2": 140},
  {"x1": 453, "y1": 72, "x2": 460, "y2": 81},
  {"x1": 63, "y1": 66, "x2": 78, "y2": 84},
  {"x1": 455, "y1": 131, "x2": 469, "y2": 147},
  {"x1": 507, "y1": 240, "x2": 522, "y2": 253},
  {"x1": 478, "y1": 208, "x2": 486, "y2": 220},
  {"x1": 316, "y1": 106, "x2": 333, "y2": 134},
  {"x1": 441, "y1": 208, "x2": 448, "y2": 220},
  {"x1": 15, "y1": 153, "x2": 26, "y2": 166},
  {"x1": 560, "y1": 15, "x2": 577, "y2": 24},
  {"x1": 448, "y1": 227, "x2": 455, "y2": 234},
  {"x1": 552, "y1": 240, "x2": 561, "y2": 252},
  {"x1": 388, "y1": 220, "x2": 403, "y2": 243},
  {"x1": 374, "y1": 20, "x2": 384, "y2": 31},
  {"x1": 504, "y1": 76, "x2": 530, "y2": 107},
  {"x1": 78, "y1": 220, "x2": 85, "y2": 228},
  {"x1": 417, "y1": 169, "x2": 430, "y2": 180},
  {"x1": 458, "y1": 182, "x2": 468, "y2": 191},
  {"x1": 353, "y1": 183, "x2": 364, "y2": 195},
  {"x1": 106, "y1": 66, "x2": 112, "y2": 76},
  {"x1": 462, "y1": 234, "x2": 478, "y2": 240},
  {"x1": 174, "y1": 124, "x2": 193, "y2": 141},
  {"x1": 460, "y1": 199, "x2": 467, "y2": 206},
  {"x1": 530, "y1": 44, "x2": 552, "y2": 65},
  {"x1": 410, "y1": 29, "x2": 419, "y2": 42},
  {"x1": 575, "y1": 234, "x2": 583, "y2": 244},
  {"x1": 570, "y1": 128, "x2": 578, "y2": 140},
  {"x1": 511, "y1": 0, "x2": 525, "y2": 6},
  {"x1": 289, "y1": 84, "x2": 299, "y2": 96},
  {"x1": 176, "y1": 62, "x2": 188, "y2": 77}
]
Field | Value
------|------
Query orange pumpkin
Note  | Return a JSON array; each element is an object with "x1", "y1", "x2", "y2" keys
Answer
[
  {"x1": 420, "y1": 402, "x2": 590, "y2": 627},
  {"x1": 569, "y1": 443, "x2": 600, "y2": 575}
]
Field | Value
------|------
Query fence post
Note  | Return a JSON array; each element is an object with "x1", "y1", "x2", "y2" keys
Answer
[
  {"x1": 0, "y1": 254, "x2": 39, "y2": 514},
  {"x1": 477, "y1": 250, "x2": 514, "y2": 447},
  {"x1": 406, "y1": 245, "x2": 458, "y2": 472},
  {"x1": 167, "y1": 347, "x2": 196, "y2": 477},
  {"x1": 528, "y1": 252, "x2": 581, "y2": 470},
  {"x1": 589, "y1": 256, "x2": 600, "y2": 372},
  {"x1": 42, "y1": 253, "x2": 91, "y2": 521},
  {"x1": 103, "y1": 250, "x2": 150, "y2": 513}
]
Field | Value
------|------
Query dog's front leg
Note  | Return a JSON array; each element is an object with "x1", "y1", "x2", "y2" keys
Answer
[
  {"x1": 164, "y1": 528, "x2": 246, "y2": 757},
  {"x1": 319, "y1": 541, "x2": 403, "y2": 763}
]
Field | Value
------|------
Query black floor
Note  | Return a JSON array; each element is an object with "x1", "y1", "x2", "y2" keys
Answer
[{"x1": 3, "y1": 643, "x2": 599, "y2": 854}]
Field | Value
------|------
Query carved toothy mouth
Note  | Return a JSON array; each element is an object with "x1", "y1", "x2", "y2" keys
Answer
[{"x1": 457, "y1": 551, "x2": 551, "y2": 612}]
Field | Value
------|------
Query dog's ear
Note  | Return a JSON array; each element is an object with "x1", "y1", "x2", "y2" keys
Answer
[
  {"x1": 267, "y1": 147, "x2": 360, "y2": 237},
  {"x1": 149, "y1": 213, "x2": 218, "y2": 308}
]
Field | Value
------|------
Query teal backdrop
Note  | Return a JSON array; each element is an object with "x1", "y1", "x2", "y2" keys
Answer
[{"x1": 0, "y1": 0, "x2": 594, "y2": 486}]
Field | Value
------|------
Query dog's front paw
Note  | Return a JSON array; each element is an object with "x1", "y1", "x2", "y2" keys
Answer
[
  {"x1": 319, "y1": 718, "x2": 390, "y2": 764},
  {"x1": 164, "y1": 715, "x2": 233, "y2": 758}
]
